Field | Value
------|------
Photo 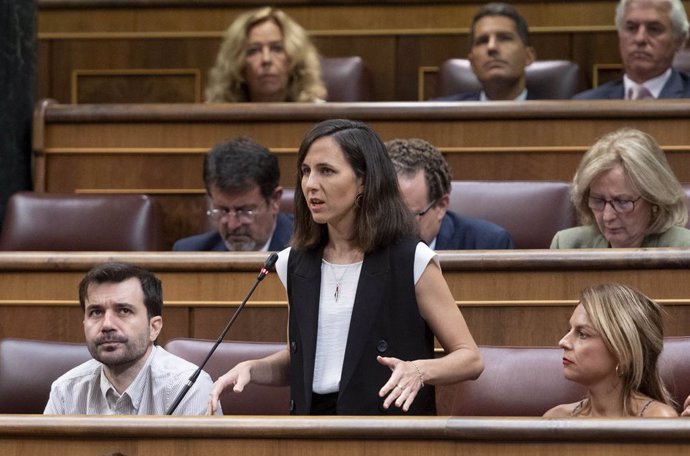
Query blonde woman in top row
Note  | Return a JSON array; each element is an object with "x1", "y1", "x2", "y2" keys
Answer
[
  {"x1": 551, "y1": 128, "x2": 690, "y2": 248},
  {"x1": 206, "y1": 7, "x2": 326, "y2": 103}
]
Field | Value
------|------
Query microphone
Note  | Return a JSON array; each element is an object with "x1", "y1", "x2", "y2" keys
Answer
[{"x1": 166, "y1": 252, "x2": 279, "y2": 415}]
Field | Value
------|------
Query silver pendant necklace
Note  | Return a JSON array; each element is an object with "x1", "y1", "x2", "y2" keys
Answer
[{"x1": 328, "y1": 262, "x2": 351, "y2": 302}]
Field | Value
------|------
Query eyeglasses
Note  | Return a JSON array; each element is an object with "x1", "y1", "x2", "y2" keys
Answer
[
  {"x1": 588, "y1": 196, "x2": 642, "y2": 214},
  {"x1": 206, "y1": 207, "x2": 259, "y2": 223},
  {"x1": 415, "y1": 200, "x2": 437, "y2": 218}
]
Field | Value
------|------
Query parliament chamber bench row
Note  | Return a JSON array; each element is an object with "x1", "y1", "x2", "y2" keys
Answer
[
  {"x1": 34, "y1": 0, "x2": 690, "y2": 104},
  {"x1": 32, "y1": 100, "x2": 690, "y2": 247},
  {"x1": 3, "y1": 336, "x2": 689, "y2": 416},
  {"x1": 1, "y1": 251, "x2": 690, "y2": 347},
  {"x1": 3, "y1": 183, "x2": 690, "y2": 251},
  {"x1": 5, "y1": 415, "x2": 690, "y2": 456}
]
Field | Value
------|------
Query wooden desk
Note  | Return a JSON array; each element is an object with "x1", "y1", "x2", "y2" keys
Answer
[
  {"x1": 32, "y1": 100, "x2": 690, "y2": 246},
  {"x1": 2, "y1": 250, "x2": 689, "y2": 346},
  {"x1": 3, "y1": 415, "x2": 690, "y2": 456}
]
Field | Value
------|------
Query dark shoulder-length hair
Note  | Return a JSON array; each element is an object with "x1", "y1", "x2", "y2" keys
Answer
[{"x1": 291, "y1": 119, "x2": 417, "y2": 252}]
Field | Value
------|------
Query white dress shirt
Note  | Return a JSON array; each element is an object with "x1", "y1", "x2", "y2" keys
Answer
[
  {"x1": 44, "y1": 346, "x2": 220, "y2": 415},
  {"x1": 624, "y1": 69, "x2": 672, "y2": 99}
]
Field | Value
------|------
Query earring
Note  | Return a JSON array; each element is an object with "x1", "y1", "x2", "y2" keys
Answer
[
  {"x1": 652, "y1": 205, "x2": 659, "y2": 216},
  {"x1": 355, "y1": 193, "x2": 363, "y2": 208},
  {"x1": 615, "y1": 364, "x2": 623, "y2": 377}
]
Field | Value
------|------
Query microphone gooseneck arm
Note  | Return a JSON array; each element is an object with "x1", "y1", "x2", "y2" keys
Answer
[{"x1": 165, "y1": 252, "x2": 279, "y2": 415}]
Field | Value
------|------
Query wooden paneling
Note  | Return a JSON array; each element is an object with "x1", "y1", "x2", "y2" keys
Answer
[
  {"x1": 3, "y1": 415, "x2": 690, "y2": 455},
  {"x1": 37, "y1": 1, "x2": 629, "y2": 102},
  {"x1": 32, "y1": 100, "x2": 690, "y2": 245},
  {"x1": 38, "y1": 2, "x2": 619, "y2": 34},
  {"x1": 72, "y1": 69, "x2": 202, "y2": 103},
  {"x1": 2, "y1": 250, "x2": 690, "y2": 346}
]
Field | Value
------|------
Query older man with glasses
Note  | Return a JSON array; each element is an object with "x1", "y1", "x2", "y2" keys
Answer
[
  {"x1": 385, "y1": 138, "x2": 513, "y2": 250},
  {"x1": 173, "y1": 137, "x2": 293, "y2": 252}
]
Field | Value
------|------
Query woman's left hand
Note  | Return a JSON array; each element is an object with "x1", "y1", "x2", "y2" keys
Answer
[{"x1": 377, "y1": 355, "x2": 424, "y2": 412}]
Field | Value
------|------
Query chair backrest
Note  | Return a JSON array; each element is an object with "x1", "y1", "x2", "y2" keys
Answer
[
  {"x1": 164, "y1": 338, "x2": 289, "y2": 415},
  {"x1": 449, "y1": 345, "x2": 587, "y2": 416},
  {"x1": 658, "y1": 336, "x2": 690, "y2": 409},
  {"x1": 672, "y1": 48, "x2": 690, "y2": 74},
  {"x1": 0, "y1": 192, "x2": 166, "y2": 251},
  {"x1": 449, "y1": 181, "x2": 577, "y2": 249},
  {"x1": 0, "y1": 338, "x2": 91, "y2": 413},
  {"x1": 320, "y1": 56, "x2": 372, "y2": 102},
  {"x1": 279, "y1": 187, "x2": 295, "y2": 214},
  {"x1": 437, "y1": 59, "x2": 581, "y2": 99},
  {"x1": 448, "y1": 337, "x2": 690, "y2": 416}
]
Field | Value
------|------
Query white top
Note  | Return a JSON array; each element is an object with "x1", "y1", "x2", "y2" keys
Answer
[
  {"x1": 276, "y1": 242, "x2": 438, "y2": 393},
  {"x1": 44, "y1": 346, "x2": 220, "y2": 415}
]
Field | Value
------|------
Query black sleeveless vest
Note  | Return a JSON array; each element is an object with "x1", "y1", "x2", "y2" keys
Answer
[{"x1": 286, "y1": 236, "x2": 436, "y2": 415}]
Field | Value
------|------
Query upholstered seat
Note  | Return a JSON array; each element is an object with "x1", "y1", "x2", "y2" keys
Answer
[
  {"x1": 320, "y1": 56, "x2": 372, "y2": 102},
  {"x1": 0, "y1": 192, "x2": 165, "y2": 251},
  {"x1": 437, "y1": 59, "x2": 581, "y2": 100},
  {"x1": 672, "y1": 48, "x2": 690, "y2": 74},
  {"x1": 445, "y1": 345, "x2": 586, "y2": 416},
  {"x1": 0, "y1": 338, "x2": 91, "y2": 413},
  {"x1": 658, "y1": 336, "x2": 690, "y2": 409},
  {"x1": 279, "y1": 187, "x2": 295, "y2": 214},
  {"x1": 444, "y1": 336, "x2": 690, "y2": 416},
  {"x1": 449, "y1": 181, "x2": 576, "y2": 249},
  {"x1": 164, "y1": 338, "x2": 289, "y2": 415}
]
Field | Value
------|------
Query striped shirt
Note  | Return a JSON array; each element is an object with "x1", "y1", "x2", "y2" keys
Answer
[{"x1": 44, "y1": 346, "x2": 220, "y2": 415}]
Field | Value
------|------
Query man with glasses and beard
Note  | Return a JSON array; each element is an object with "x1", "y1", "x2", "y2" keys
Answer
[
  {"x1": 173, "y1": 137, "x2": 293, "y2": 252},
  {"x1": 44, "y1": 262, "x2": 219, "y2": 415},
  {"x1": 386, "y1": 138, "x2": 513, "y2": 250}
]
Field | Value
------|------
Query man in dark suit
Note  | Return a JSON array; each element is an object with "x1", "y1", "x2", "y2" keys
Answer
[
  {"x1": 173, "y1": 138, "x2": 293, "y2": 252},
  {"x1": 574, "y1": 0, "x2": 690, "y2": 99},
  {"x1": 437, "y1": 3, "x2": 536, "y2": 101},
  {"x1": 385, "y1": 138, "x2": 513, "y2": 250}
]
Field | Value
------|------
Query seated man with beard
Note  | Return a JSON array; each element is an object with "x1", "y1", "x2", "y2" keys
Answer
[
  {"x1": 44, "y1": 262, "x2": 219, "y2": 415},
  {"x1": 173, "y1": 137, "x2": 293, "y2": 252}
]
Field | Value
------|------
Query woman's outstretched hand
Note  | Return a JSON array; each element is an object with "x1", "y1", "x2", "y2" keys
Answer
[
  {"x1": 377, "y1": 356, "x2": 425, "y2": 412},
  {"x1": 207, "y1": 362, "x2": 252, "y2": 415}
]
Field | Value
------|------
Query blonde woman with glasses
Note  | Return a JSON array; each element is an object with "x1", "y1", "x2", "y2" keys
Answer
[{"x1": 551, "y1": 127, "x2": 690, "y2": 248}]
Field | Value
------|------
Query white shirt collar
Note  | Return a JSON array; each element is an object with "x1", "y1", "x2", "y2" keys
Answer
[
  {"x1": 624, "y1": 68, "x2": 672, "y2": 99},
  {"x1": 99, "y1": 345, "x2": 157, "y2": 412},
  {"x1": 479, "y1": 88, "x2": 528, "y2": 101}
]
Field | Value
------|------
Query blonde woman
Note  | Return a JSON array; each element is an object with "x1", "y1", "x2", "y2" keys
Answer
[
  {"x1": 551, "y1": 128, "x2": 690, "y2": 248},
  {"x1": 206, "y1": 7, "x2": 326, "y2": 102},
  {"x1": 545, "y1": 283, "x2": 677, "y2": 417}
]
